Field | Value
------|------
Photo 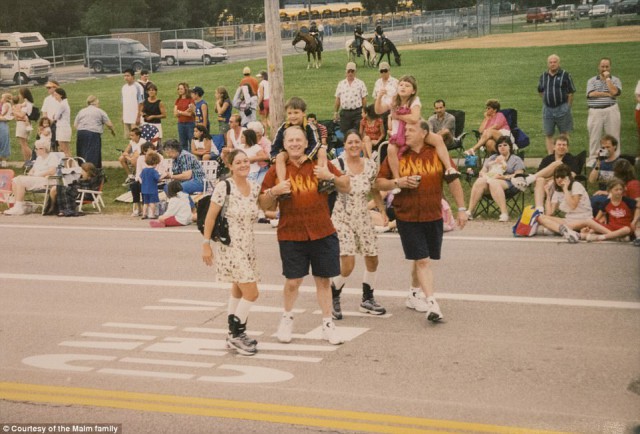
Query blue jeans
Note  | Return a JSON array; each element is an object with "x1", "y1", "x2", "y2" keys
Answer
[{"x1": 177, "y1": 122, "x2": 195, "y2": 151}]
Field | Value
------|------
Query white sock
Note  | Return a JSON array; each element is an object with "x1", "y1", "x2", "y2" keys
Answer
[
  {"x1": 322, "y1": 317, "x2": 333, "y2": 326},
  {"x1": 227, "y1": 296, "x2": 240, "y2": 316},
  {"x1": 410, "y1": 286, "x2": 421, "y2": 296},
  {"x1": 426, "y1": 295, "x2": 436, "y2": 303},
  {"x1": 363, "y1": 270, "x2": 376, "y2": 288},
  {"x1": 234, "y1": 298, "x2": 254, "y2": 324},
  {"x1": 525, "y1": 174, "x2": 536, "y2": 185},
  {"x1": 282, "y1": 310, "x2": 293, "y2": 319},
  {"x1": 333, "y1": 275, "x2": 347, "y2": 290}
]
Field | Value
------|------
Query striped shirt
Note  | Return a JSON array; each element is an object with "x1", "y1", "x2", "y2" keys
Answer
[
  {"x1": 538, "y1": 69, "x2": 576, "y2": 108},
  {"x1": 586, "y1": 75, "x2": 622, "y2": 108}
]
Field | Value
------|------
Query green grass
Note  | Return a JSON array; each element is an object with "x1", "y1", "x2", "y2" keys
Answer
[{"x1": 6, "y1": 39, "x2": 639, "y2": 214}]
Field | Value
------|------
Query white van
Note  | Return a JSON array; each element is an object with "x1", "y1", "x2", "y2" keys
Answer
[
  {"x1": 161, "y1": 39, "x2": 228, "y2": 66},
  {"x1": 0, "y1": 32, "x2": 51, "y2": 85}
]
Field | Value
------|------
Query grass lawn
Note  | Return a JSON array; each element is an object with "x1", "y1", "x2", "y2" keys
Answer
[{"x1": 5, "y1": 39, "x2": 639, "y2": 215}]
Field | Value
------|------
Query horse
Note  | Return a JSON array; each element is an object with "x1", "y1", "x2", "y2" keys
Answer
[
  {"x1": 292, "y1": 30, "x2": 322, "y2": 69},
  {"x1": 369, "y1": 37, "x2": 401, "y2": 67},
  {"x1": 345, "y1": 39, "x2": 376, "y2": 68}
]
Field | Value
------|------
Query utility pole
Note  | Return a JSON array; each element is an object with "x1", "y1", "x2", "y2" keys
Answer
[{"x1": 265, "y1": 0, "x2": 285, "y2": 139}]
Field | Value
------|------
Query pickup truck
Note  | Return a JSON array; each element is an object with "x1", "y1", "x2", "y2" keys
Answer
[{"x1": 526, "y1": 7, "x2": 553, "y2": 23}]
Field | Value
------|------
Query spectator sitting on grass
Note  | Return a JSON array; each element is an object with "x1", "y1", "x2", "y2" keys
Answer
[
  {"x1": 119, "y1": 127, "x2": 144, "y2": 185},
  {"x1": 150, "y1": 180, "x2": 193, "y2": 228},
  {"x1": 536, "y1": 164, "x2": 593, "y2": 243},
  {"x1": 588, "y1": 134, "x2": 621, "y2": 216},
  {"x1": 575, "y1": 178, "x2": 639, "y2": 242}
]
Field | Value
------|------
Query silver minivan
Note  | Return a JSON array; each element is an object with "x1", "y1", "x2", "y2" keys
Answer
[{"x1": 161, "y1": 39, "x2": 228, "y2": 66}]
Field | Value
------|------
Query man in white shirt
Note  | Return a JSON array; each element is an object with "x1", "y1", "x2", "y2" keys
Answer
[
  {"x1": 121, "y1": 68, "x2": 144, "y2": 139},
  {"x1": 333, "y1": 62, "x2": 368, "y2": 134},
  {"x1": 371, "y1": 62, "x2": 398, "y2": 136}
]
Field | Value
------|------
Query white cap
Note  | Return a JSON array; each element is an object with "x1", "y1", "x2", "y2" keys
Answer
[
  {"x1": 346, "y1": 62, "x2": 356, "y2": 71},
  {"x1": 242, "y1": 66, "x2": 251, "y2": 75}
]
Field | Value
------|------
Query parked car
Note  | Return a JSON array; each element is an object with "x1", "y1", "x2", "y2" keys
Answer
[
  {"x1": 554, "y1": 4, "x2": 580, "y2": 21},
  {"x1": 86, "y1": 38, "x2": 160, "y2": 73},
  {"x1": 577, "y1": 4, "x2": 592, "y2": 16},
  {"x1": 526, "y1": 7, "x2": 553, "y2": 23},
  {"x1": 589, "y1": 3, "x2": 613, "y2": 17},
  {"x1": 161, "y1": 39, "x2": 228, "y2": 66},
  {"x1": 617, "y1": 0, "x2": 639, "y2": 13}
]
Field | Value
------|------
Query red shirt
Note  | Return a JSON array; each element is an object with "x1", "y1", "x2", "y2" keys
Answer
[
  {"x1": 240, "y1": 77, "x2": 259, "y2": 95},
  {"x1": 377, "y1": 145, "x2": 456, "y2": 222},
  {"x1": 625, "y1": 179, "x2": 640, "y2": 200},
  {"x1": 602, "y1": 197, "x2": 636, "y2": 231},
  {"x1": 360, "y1": 117, "x2": 383, "y2": 141},
  {"x1": 262, "y1": 160, "x2": 342, "y2": 241},
  {"x1": 175, "y1": 97, "x2": 195, "y2": 124}
]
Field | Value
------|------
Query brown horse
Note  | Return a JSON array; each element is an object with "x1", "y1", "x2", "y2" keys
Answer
[{"x1": 292, "y1": 31, "x2": 322, "y2": 69}]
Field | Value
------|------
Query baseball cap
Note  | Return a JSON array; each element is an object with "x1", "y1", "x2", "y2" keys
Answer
[
  {"x1": 190, "y1": 86, "x2": 204, "y2": 96},
  {"x1": 378, "y1": 62, "x2": 390, "y2": 72},
  {"x1": 243, "y1": 66, "x2": 251, "y2": 75},
  {"x1": 346, "y1": 62, "x2": 356, "y2": 71}
]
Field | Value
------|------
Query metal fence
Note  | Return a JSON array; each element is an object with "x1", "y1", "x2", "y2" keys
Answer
[{"x1": 7, "y1": 1, "x2": 638, "y2": 85}]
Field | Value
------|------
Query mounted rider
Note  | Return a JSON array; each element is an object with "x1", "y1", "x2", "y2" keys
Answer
[
  {"x1": 309, "y1": 21, "x2": 323, "y2": 52},
  {"x1": 373, "y1": 23, "x2": 386, "y2": 50},
  {"x1": 353, "y1": 24, "x2": 364, "y2": 57}
]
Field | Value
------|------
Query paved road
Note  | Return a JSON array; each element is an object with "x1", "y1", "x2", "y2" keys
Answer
[{"x1": 0, "y1": 217, "x2": 639, "y2": 433}]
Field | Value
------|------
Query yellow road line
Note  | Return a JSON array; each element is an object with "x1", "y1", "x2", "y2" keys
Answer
[{"x1": 0, "y1": 382, "x2": 570, "y2": 434}]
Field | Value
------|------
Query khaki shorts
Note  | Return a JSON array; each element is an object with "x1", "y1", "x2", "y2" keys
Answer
[{"x1": 14, "y1": 175, "x2": 47, "y2": 191}]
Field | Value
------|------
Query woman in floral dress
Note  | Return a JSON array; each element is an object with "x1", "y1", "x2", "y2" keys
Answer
[
  {"x1": 202, "y1": 149, "x2": 261, "y2": 356},
  {"x1": 330, "y1": 130, "x2": 388, "y2": 319}
]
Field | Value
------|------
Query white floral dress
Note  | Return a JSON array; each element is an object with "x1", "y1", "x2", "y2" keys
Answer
[
  {"x1": 331, "y1": 158, "x2": 379, "y2": 257},
  {"x1": 211, "y1": 178, "x2": 260, "y2": 283}
]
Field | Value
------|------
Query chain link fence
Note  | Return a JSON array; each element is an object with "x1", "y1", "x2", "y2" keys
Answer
[{"x1": 5, "y1": 2, "x2": 637, "y2": 85}]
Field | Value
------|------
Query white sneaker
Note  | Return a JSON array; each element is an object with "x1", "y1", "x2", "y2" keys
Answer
[
  {"x1": 391, "y1": 187, "x2": 401, "y2": 195},
  {"x1": 426, "y1": 299, "x2": 443, "y2": 322},
  {"x1": 4, "y1": 203, "x2": 25, "y2": 215},
  {"x1": 276, "y1": 314, "x2": 294, "y2": 343},
  {"x1": 131, "y1": 209, "x2": 141, "y2": 217},
  {"x1": 321, "y1": 321, "x2": 344, "y2": 345},
  {"x1": 559, "y1": 224, "x2": 580, "y2": 244},
  {"x1": 405, "y1": 292, "x2": 429, "y2": 312},
  {"x1": 465, "y1": 210, "x2": 473, "y2": 220},
  {"x1": 270, "y1": 219, "x2": 279, "y2": 228},
  {"x1": 498, "y1": 213, "x2": 509, "y2": 222}
]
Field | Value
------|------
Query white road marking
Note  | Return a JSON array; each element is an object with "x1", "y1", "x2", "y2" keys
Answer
[
  {"x1": 183, "y1": 327, "x2": 263, "y2": 337},
  {"x1": 157, "y1": 298, "x2": 225, "y2": 306},
  {"x1": 102, "y1": 322, "x2": 176, "y2": 331},
  {"x1": 22, "y1": 354, "x2": 115, "y2": 372},
  {"x1": 143, "y1": 306, "x2": 222, "y2": 311},
  {"x1": 82, "y1": 332, "x2": 156, "y2": 341},
  {"x1": 2, "y1": 272, "x2": 638, "y2": 310},
  {"x1": 118, "y1": 357, "x2": 215, "y2": 368},
  {"x1": 97, "y1": 368, "x2": 193, "y2": 379},
  {"x1": 197, "y1": 365, "x2": 294, "y2": 383},
  {"x1": 311, "y1": 309, "x2": 392, "y2": 318},
  {"x1": 59, "y1": 341, "x2": 144, "y2": 350},
  {"x1": 0, "y1": 222, "x2": 578, "y2": 243},
  {"x1": 249, "y1": 354, "x2": 323, "y2": 363}
]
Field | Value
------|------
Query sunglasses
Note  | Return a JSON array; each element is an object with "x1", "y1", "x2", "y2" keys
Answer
[
  {"x1": 35, "y1": 147, "x2": 45, "y2": 151},
  {"x1": 347, "y1": 69, "x2": 355, "y2": 73},
  {"x1": 379, "y1": 69, "x2": 388, "y2": 73}
]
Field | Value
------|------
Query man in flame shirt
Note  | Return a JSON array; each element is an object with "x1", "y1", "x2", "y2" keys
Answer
[
  {"x1": 260, "y1": 126, "x2": 350, "y2": 346},
  {"x1": 375, "y1": 119, "x2": 467, "y2": 323}
]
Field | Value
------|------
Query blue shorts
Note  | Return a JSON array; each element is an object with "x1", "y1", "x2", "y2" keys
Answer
[
  {"x1": 142, "y1": 192, "x2": 159, "y2": 204},
  {"x1": 542, "y1": 103, "x2": 573, "y2": 136},
  {"x1": 279, "y1": 233, "x2": 340, "y2": 279},
  {"x1": 396, "y1": 219, "x2": 443, "y2": 260}
]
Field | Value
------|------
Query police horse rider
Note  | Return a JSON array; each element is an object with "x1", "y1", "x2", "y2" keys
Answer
[
  {"x1": 353, "y1": 23, "x2": 365, "y2": 57},
  {"x1": 309, "y1": 21, "x2": 323, "y2": 52}
]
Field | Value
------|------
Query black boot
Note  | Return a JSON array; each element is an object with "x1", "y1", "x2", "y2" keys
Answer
[
  {"x1": 331, "y1": 282, "x2": 343, "y2": 320},
  {"x1": 359, "y1": 283, "x2": 386, "y2": 315},
  {"x1": 227, "y1": 315, "x2": 257, "y2": 356}
]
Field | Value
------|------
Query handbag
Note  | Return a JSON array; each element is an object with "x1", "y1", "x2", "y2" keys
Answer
[{"x1": 211, "y1": 180, "x2": 231, "y2": 245}]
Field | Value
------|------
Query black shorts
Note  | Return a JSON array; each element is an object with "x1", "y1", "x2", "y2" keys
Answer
[
  {"x1": 396, "y1": 219, "x2": 443, "y2": 260},
  {"x1": 279, "y1": 233, "x2": 340, "y2": 279}
]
